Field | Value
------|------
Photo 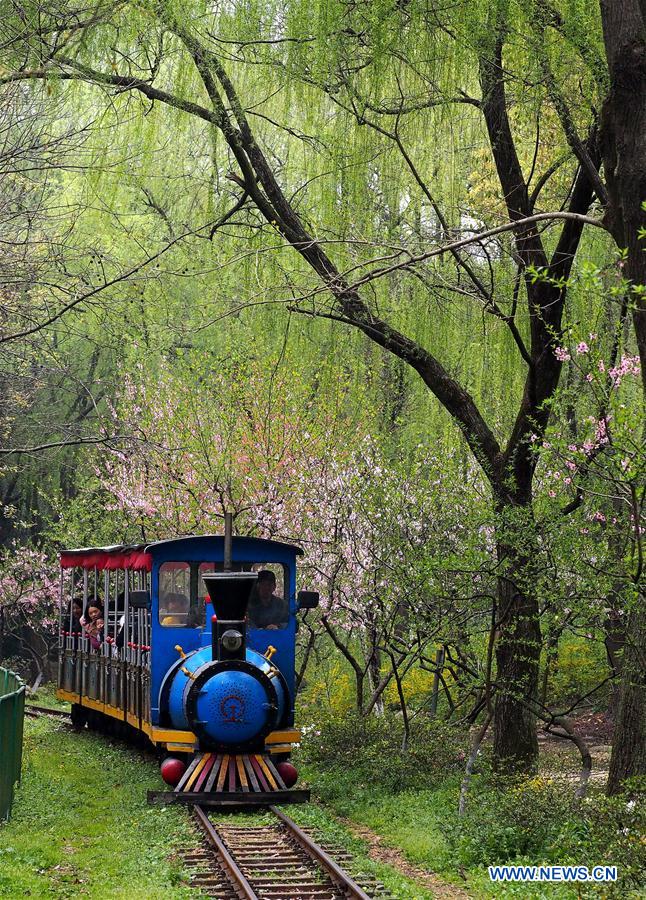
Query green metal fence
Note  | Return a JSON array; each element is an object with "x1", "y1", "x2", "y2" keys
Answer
[{"x1": 0, "y1": 666, "x2": 25, "y2": 821}]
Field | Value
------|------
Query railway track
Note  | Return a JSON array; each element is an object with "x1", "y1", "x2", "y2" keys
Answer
[
  {"x1": 27, "y1": 707, "x2": 389, "y2": 897},
  {"x1": 185, "y1": 804, "x2": 393, "y2": 899},
  {"x1": 24, "y1": 704, "x2": 71, "y2": 720}
]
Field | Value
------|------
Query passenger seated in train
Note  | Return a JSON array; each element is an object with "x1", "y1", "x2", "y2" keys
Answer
[
  {"x1": 247, "y1": 570, "x2": 289, "y2": 630},
  {"x1": 67, "y1": 599, "x2": 83, "y2": 648},
  {"x1": 160, "y1": 593, "x2": 189, "y2": 627},
  {"x1": 80, "y1": 601, "x2": 104, "y2": 650},
  {"x1": 69, "y1": 599, "x2": 83, "y2": 632}
]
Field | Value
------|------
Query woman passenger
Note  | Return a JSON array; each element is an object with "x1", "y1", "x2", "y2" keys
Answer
[{"x1": 80, "y1": 602, "x2": 104, "y2": 650}]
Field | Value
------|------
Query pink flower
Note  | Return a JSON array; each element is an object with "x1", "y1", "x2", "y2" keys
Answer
[
  {"x1": 554, "y1": 347, "x2": 571, "y2": 362},
  {"x1": 609, "y1": 355, "x2": 641, "y2": 387},
  {"x1": 595, "y1": 418, "x2": 609, "y2": 446},
  {"x1": 577, "y1": 342, "x2": 589, "y2": 354}
]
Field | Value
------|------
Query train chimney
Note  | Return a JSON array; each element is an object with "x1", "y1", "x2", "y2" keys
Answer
[
  {"x1": 202, "y1": 572, "x2": 257, "y2": 662},
  {"x1": 223, "y1": 512, "x2": 233, "y2": 571}
]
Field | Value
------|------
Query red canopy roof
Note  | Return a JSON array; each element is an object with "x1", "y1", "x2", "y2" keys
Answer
[{"x1": 60, "y1": 547, "x2": 152, "y2": 571}]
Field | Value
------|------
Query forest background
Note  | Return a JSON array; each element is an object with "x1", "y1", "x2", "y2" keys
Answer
[{"x1": 0, "y1": 0, "x2": 644, "y2": 893}]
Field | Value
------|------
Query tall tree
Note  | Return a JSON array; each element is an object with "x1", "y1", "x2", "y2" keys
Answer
[
  {"x1": 599, "y1": 0, "x2": 646, "y2": 794},
  {"x1": 1, "y1": 0, "x2": 639, "y2": 774}
]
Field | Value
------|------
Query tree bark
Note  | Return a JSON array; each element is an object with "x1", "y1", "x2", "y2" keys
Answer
[
  {"x1": 600, "y1": 0, "x2": 646, "y2": 793},
  {"x1": 600, "y1": 0, "x2": 646, "y2": 377},
  {"x1": 492, "y1": 505, "x2": 542, "y2": 772},
  {"x1": 607, "y1": 604, "x2": 646, "y2": 794}
]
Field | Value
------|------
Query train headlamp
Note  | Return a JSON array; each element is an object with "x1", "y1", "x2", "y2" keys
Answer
[{"x1": 221, "y1": 629, "x2": 243, "y2": 652}]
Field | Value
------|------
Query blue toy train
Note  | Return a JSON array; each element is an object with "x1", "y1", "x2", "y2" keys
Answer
[{"x1": 56, "y1": 533, "x2": 318, "y2": 801}]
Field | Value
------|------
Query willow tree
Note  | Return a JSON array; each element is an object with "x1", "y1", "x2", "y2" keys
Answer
[{"x1": 1, "y1": 0, "x2": 642, "y2": 775}]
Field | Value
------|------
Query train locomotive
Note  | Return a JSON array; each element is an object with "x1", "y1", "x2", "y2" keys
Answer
[{"x1": 56, "y1": 533, "x2": 319, "y2": 802}]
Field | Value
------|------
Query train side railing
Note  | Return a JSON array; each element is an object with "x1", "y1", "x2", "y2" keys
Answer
[{"x1": 0, "y1": 666, "x2": 25, "y2": 821}]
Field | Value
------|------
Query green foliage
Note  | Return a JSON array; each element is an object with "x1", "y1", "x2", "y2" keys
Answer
[
  {"x1": 299, "y1": 660, "x2": 358, "y2": 717},
  {"x1": 447, "y1": 776, "x2": 581, "y2": 866},
  {"x1": 547, "y1": 635, "x2": 609, "y2": 706},
  {"x1": 46, "y1": 487, "x2": 129, "y2": 550},
  {"x1": 299, "y1": 712, "x2": 467, "y2": 793},
  {"x1": 446, "y1": 775, "x2": 645, "y2": 897},
  {"x1": 572, "y1": 780, "x2": 646, "y2": 896}
]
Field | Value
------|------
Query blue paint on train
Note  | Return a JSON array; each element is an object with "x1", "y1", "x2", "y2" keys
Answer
[{"x1": 147, "y1": 536, "x2": 301, "y2": 729}]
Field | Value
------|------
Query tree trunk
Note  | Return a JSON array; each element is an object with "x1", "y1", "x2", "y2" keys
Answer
[
  {"x1": 600, "y1": 0, "x2": 646, "y2": 377},
  {"x1": 366, "y1": 626, "x2": 384, "y2": 716},
  {"x1": 600, "y1": 0, "x2": 646, "y2": 792},
  {"x1": 607, "y1": 604, "x2": 646, "y2": 794},
  {"x1": 492, "y1": 502, "x2": 541, "y2": 772}
]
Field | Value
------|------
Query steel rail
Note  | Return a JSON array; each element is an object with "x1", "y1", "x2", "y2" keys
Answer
[
  {"x1": 24, "y1": 704, "x2": 70, "y2": 719},
  {"x1": 193, "y1": 805, "x2": 259, "y2": 900},
  {"x1": 270, "y1": 804, "x2": 372, "y2": 900}
]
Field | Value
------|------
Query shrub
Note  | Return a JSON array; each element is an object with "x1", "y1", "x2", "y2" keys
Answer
[
  {"x1": 446, "y1": 776, "x2": 580, "y2": 867},
  {"x1": 298, "y1": 660, "x2": 357, "y2": 718},
  {"x1": 573, "y1": 780, "x2": 645, "y2": 897},
  {"x1": 447, "y1": 776, "x2": 645, "y2": 898},
  {"x1": 298, "y1": 712, "x2": 467, "y2": 793}
]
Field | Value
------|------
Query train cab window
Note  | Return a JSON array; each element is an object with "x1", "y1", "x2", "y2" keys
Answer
[
  {"x1": 159, "y1": 562, "x2": 190, "y2": 627},
  {"x1": 198, "y1": 562, "x2": 289, "y2": 630},
  {"x1": 248, "y1": 564, "x2": 289, "y2": 631}
]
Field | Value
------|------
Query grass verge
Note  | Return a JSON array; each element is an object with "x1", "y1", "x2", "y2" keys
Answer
[
  {"x1": 297, "y1": 755, "x2": 643, "y2": 899},
  {"x1": 0, "y1": 716, "x2": 195, "y2": 898},
  {"x1": 25, "y1": 682, "x2": 71, "y2": 712},
  {"x1": 2, "y1": 715, "x2": 438, "y2": 899}
]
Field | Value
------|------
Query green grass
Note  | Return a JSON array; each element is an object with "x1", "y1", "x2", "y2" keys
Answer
[
  {"x1": 1, "y1": 716, "x2": 438, "y2": 899},
  {"x1": 25, "y1": 682, "x2": 71, "y2": 712},
  {"x1": 297, "y1": 761, "x2": 601, "y2": 899},
  {"x1": 300, "y1": 763, "x2": 462, "y2": 884},
  {"x1": 0, "y1": 717, "x2": 196, "y2": 898},
  {"x1": 298, "y1": 757, "x2": 645, "y2": 898},
  {"x1": 285, "y1": 803, "x2": 437, "y2": 899}
]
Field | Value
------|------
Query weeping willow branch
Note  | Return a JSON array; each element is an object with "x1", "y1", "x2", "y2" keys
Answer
[
  {"x1": 527, "y1": 4, "x2": 607, "y2": 205},
  {"x1": 0, "y1": 435, "x2": 126, "y2": 455},
  {"x1": 0, "y1": 208, "x2": 245, "y2": 344},
  {"x1": 0, "y1": 8, "x2": 606, "y2": 498}
]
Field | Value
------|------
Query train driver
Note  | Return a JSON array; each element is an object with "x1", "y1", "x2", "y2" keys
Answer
[{"x1": 247, "y1": 570, "x2": 289, "y2": 630}]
